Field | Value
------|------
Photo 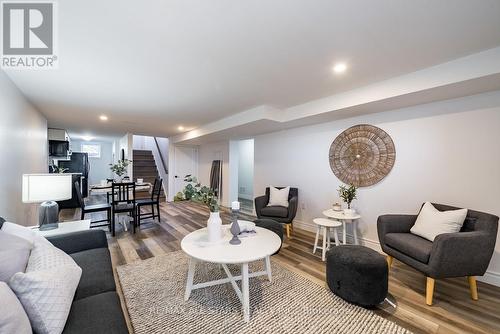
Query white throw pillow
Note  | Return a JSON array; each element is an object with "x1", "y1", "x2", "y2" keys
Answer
[
  {"x1": 268, "y1": 186, "x2": 290, "y2": 207},
  {"x1": 0, "y1": 232, "x2": 33, "y2": 282},
  {"x1": 410, "y1": 202, "x2": 468, "y2": 241},
  {"x1": 9, "y1": 238, "x2": 82, "y2": 334},
  {"x1": 1, "y1": 222, "x2": 38, "y2": 245},
  {"x1": 0, "y1": 282, "x2": 32, "y2": 334},
  {"x1": 1, "y1": 222, "x2": 51, "y2": 247}
]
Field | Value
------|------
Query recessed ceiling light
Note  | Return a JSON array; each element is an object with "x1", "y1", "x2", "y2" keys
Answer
[
  {"x1": 178, "y1": 126, "x2": 184, "y2": 131},
  {"x1": 332, "y1": 62, "x2": 347, "y2": 74},
  {"x1": 99, "y1": 115, "x2": 108, "y2": 121},
  {"x1": 82, "y1": 135, "x2": 94, "y2": 141}
]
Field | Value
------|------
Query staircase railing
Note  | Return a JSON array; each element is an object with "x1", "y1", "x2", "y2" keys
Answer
[{"x1": 153, "y1": 137, "x2": 168, "y2": 174}]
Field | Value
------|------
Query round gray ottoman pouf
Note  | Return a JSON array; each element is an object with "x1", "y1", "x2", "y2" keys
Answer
[{"x1": 326, "y1": 245, "x2": 388, "y2": 308}]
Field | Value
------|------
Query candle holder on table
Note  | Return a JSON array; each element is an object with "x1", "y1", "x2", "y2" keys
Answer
[{"x1": 229, "y1": 201, "x2": 241, "y2": 245}]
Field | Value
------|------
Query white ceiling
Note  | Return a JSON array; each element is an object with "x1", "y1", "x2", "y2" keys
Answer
[{"x1": 6, "y1": 0, "x2": 500, "y2": 139}]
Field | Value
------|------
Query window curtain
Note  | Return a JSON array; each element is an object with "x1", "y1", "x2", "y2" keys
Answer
[{"x1": 209, "y1": 160, "x2": 222, "y2": 199}]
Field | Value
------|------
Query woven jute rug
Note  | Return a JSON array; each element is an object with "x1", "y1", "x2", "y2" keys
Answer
[{"x1": 116, "y1": 251, "x2": 411, "y2": 334}]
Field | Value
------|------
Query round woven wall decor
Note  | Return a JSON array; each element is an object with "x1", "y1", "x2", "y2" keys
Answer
[{"x1": 329, "y1": 124, "x2": 395, "y2": 187}]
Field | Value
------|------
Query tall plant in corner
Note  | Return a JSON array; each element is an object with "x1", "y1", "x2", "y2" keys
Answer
[{"x1": 338, "y1": 184, "x2": 357, "y2": 215}]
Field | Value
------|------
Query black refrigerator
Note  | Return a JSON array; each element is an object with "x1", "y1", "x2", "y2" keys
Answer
[{"x1": 58, "y1": 152, "x2": 90, "y2": 198}]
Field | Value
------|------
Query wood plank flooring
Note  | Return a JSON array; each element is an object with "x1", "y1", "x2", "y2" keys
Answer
[{"x1": 60, "y1": 199, "x2": 500, "y2": 334}]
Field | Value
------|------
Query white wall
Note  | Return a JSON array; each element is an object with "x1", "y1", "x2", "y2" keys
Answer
[
  {"x1": 229, "y1": 141, "x2": 239, "y2": 204},
  {"x1": 238, "y1": 139, "x2": 254, "y2": 200},
  {"x1": 198, "y1": 141, "x2": 231, "y2": 207},
  {"x1": 0, "y1": 71, "x2": 48, "y2": 226},
  {"x1": 71, "y1": 140, "x2": 113, "y2": 185},
  {"x1": 254, "y1": 91, "x2": 500, "y2": 286},
  {"x1": 133, "y1": 135, "x2": 146, "y2": 150},
  {"x1": 114, "y1": 133, "x2": 133, "y2": 178}
]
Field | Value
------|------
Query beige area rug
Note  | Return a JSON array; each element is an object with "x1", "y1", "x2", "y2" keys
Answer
[{"x1": 117, "y1": 251, "x2": 411, "y2": 334}]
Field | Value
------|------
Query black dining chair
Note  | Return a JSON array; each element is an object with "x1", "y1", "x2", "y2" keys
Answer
[
  {"x1": 74, "y1": 181, "x2": 113, "y2": 235},
  {"x1": 136, "y1": 178, "x2": 163, "y2": 226},
  {"x1": 111, "y1": 182, "x2": 137, "y2": 233}
]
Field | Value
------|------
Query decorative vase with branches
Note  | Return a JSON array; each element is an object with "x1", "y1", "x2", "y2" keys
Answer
[
  {"x1": 109, "y1": 159, "x2": 132, "y2": 180},
  {"x1": 175, "y1": 175, "x2": 221, "y2": 242},
  {"x1": 52, "y1": 165, "x2": 68, "y2": 174}
]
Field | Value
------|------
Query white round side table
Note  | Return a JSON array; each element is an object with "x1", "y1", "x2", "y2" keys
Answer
[
  {"x1": 312, "y1": 218, "x2": 342, "y2": 261},
  {"x1": 322, "y1": 209, "x2": 362, "y2": 245}
]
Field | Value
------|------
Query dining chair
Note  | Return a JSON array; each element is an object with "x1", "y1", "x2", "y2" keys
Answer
[
  {"x1": 136, "y1": 177, "x2": 163, "y2": 226},
  {"x1": 105, "y1": 179, "x2": 114, "y2": 203},
  {"x1": 111, "y1": 182, "x2": 137, "y2": 233},
  {"x1": 74, "y1": 181, "x2": 113, "y2": 235}
]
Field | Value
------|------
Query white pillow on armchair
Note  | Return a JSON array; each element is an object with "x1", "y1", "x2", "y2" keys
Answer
[
  {"x1": 268, "y1": 186, "x2": 290, "y2": 207},
  {"x1": 410, "y1": 202, "x2": 468, "y2": 241}
]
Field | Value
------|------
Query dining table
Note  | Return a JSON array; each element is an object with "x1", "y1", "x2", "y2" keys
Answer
[
  {"x1": 88, "y1": 181, "x2": 152, "y2": 231},
  {"x1": 89, "y1": 181, "x2": 152, "y2": 195}
]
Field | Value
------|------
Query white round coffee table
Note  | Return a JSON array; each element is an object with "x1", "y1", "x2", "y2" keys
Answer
[
  {"x1": 322, "y1": 209, "x2": 362, "y2": 245},
  {"x1": 181, "y1": 224, "x2": 281, "y2": 323}
]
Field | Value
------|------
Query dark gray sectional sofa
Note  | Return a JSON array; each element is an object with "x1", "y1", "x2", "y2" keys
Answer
[
  {"x1": 1, "y1": 215, "x2": 128, "y2": 334},
  {"x1": 46, "y1": 229, "x2": 128, "y2": 334}
]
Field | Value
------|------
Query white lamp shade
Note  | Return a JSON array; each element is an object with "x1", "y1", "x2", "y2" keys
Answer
[{"x1": 22, "y1": 174, "x2": 73, "y2": 203}]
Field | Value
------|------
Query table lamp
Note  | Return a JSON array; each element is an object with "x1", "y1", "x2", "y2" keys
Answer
[{"x1": 22, "y1": 174, "x2": 72, "y2": 230}]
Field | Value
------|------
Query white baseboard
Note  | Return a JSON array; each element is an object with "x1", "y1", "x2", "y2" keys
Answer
[
  {"x1": 478, "y1": 270, "x2": 500, "y2": 286},
  {"x1": 293, "y1": 219, "x2": 499, "y2": 287},
  {"x1": 294, "y1": 219, "x2": 382, "y2": 252},
  {"x1": 293, "y1": 219, "x2": 317, "y2": 233}
]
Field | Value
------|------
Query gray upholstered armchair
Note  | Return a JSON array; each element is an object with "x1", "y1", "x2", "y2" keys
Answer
[
  {"x1": 377, "y1": 203, "x2": 498, "y2": 305},
  {"x1": 255, "y1": 187, "x2": 298, "y2": 238}
]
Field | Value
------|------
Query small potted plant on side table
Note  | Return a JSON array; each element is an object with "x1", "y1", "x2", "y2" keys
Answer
[{"x1": 338, "y1": 184, "x2": 357, "y2": 216}]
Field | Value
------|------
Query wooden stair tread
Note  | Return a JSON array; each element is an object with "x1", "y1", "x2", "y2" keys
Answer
[{"x1": 132, "y1": 150, "x2": 162, "y2": 192}]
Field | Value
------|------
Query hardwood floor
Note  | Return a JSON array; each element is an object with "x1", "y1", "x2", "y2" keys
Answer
[{"x1": 60, "y1": 199, "x2": 500, "y2": 334}]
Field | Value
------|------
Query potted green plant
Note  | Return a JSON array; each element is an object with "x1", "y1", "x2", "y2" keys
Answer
[
  {"x1": 338, "y1": 184, "x2": 357, "y2": 216},
  {"x1": 109, "y1": 159, "x2": 132, "y2": 181},
  {"x1": 175, "y1": 175, "x2": 221, "y2": 242},
  {"x1": 52, "y1": 165, "x2": 68, "y2": 174}
]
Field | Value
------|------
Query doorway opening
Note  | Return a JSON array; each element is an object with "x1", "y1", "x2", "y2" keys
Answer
[{"x1": 236, "y1": 139, "x2": 254, "y2": 213}]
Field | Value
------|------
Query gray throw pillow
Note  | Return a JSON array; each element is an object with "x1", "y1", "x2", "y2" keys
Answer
[
  {"x1": 0, "y1": 231, "x2": 33, "y2": 282},
  {"x1": 0, "y1": 282, "x2": 32, "y2": 334}
]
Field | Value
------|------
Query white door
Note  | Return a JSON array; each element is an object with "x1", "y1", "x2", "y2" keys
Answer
[{"x1": 174, "y1": 146, "x2": 197, "y2": 195}]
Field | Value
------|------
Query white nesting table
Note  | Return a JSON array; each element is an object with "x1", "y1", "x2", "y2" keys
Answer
[
  {"x1": 30, "y1": 219, "x2": 91, "y2": 237},
  {"x1": 322, "y1": 209, "x2": 362, "y2": 245},
  {"x1": 181, "y1": 225, "x2": 281, "y2": 322},
  {"x1": 313, "y1": 218, "x2": 342, "y2": 261}
]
